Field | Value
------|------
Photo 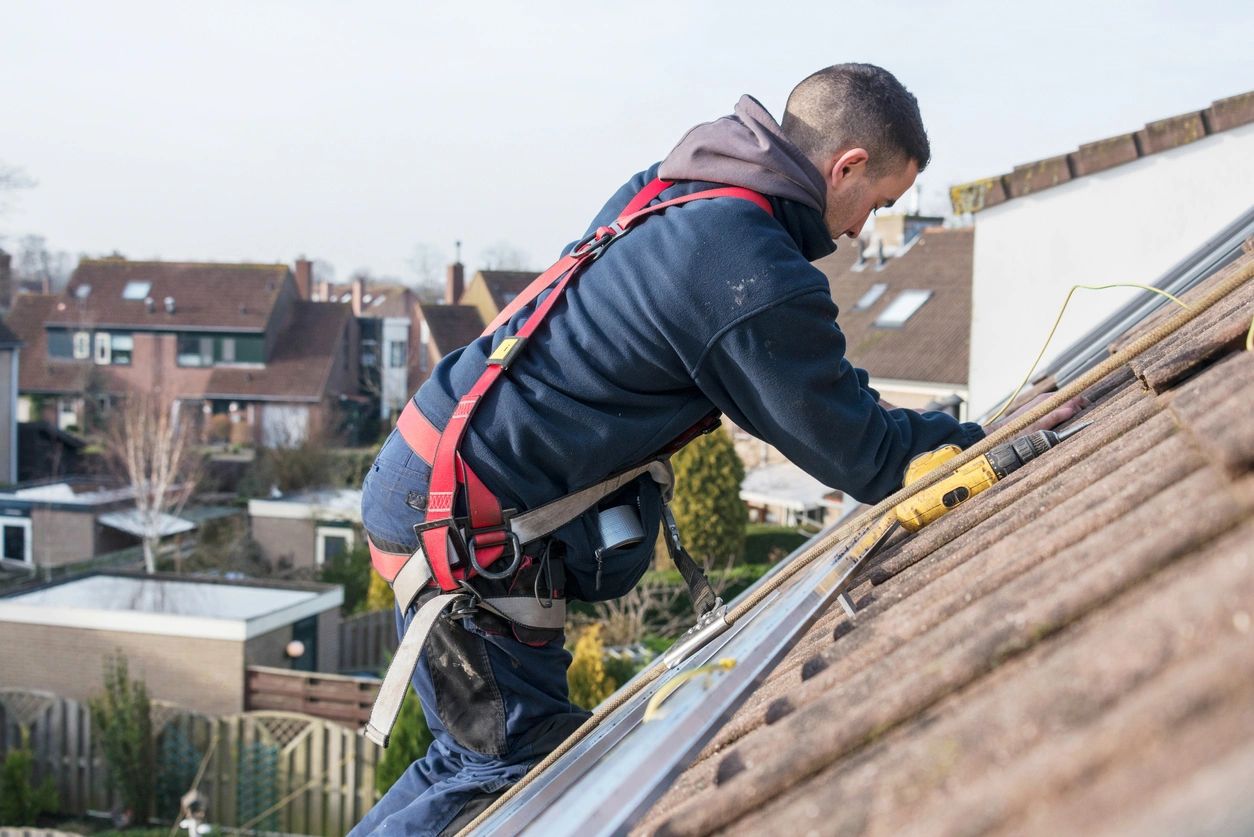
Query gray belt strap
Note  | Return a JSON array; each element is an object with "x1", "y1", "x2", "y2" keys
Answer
[
  {"x1": 387, "y1": 459, "x2": 675, "y2": 598},
  {"x1": 363, "y1": 592, "x2": 463, "y2": 748}
]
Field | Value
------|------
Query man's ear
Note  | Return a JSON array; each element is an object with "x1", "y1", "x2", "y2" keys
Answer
[{"x1": 829, "y1": 147, "x2": 870, "y2": 185}]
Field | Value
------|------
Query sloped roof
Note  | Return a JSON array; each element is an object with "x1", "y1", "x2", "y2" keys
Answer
[
  {"x1": 476, "y1": 270, "x2": 537, "y2": 310},
  {"x1": 54, "y1": 259, "x2": 290, "y2": 330},
  {"x1": 634, "y1": 251, "x2": 1254, "y2": 834},
  {"x1": 817, "y1": 228, "x2": 972, "y2": 386},
  {"x1": 10, "y1": 295, "x2": 99, "y2": 394},
  {"x1": 0, "y1": 315, "x2": 21, "y2": 348},
  {"x1": 418, "y1": 303, "x2": 484, "y2": 355},
  {"x1": 951, "y1": 90, "x2": 1254, "y2": 214},
  {"x1": 203, "y1": 301, "x2": 350, "y2": 400}
]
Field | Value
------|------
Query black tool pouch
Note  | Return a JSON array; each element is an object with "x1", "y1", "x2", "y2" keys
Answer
[{"x1": 559, "y1": 473, "x2": 662, "y2": 602}]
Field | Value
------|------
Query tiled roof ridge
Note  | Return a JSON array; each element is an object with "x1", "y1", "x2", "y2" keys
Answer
[
  {"x1": 78, "y1": 258, "x2": 289, "y2": 271},
  {"x1": 950, "y1": 89, "x2": 1254, "y2": 214}
]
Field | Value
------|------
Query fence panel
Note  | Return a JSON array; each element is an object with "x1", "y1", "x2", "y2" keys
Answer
[
  {"x1": 336, "y1": 609, "x2": 396, "y2": 674},
  {"x1": 244, "y1": 667, "x2": 381, "y2": 728},
  {"x1": 0, "y1": 690, "x2": 381, "y2": 837}
]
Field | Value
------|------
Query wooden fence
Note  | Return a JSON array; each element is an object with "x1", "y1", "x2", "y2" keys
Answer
[
  {"x1": 336, "y1": 609, "x2": 397, "y2": 675},
  {"x1": 245, "y1": 667, "x2": 380, "y2": 727},
  {"x1": 0, "y1": 689, "x2": 381, "y2": 837}
]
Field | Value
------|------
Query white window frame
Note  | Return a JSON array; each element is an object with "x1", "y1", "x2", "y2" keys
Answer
[
  {"x1": 73, "y1": 331, "x2": 91, "y2": 360},
  {"x1": 94, "y1": 332, "x2": 111, "y2": 364},
  {"x1": 315, "y1": 525, "x2": 356, "y2": 567},
  {"x1": 0, "y1": 517, "x2": 33, "y2": 565},
  {"x1": 874, "y1": 289, "x2": 933, "y2": 328}
]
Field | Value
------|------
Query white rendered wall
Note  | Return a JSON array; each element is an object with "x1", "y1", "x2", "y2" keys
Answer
[
  {"x1": 968, "y1": 123, "x2": 1254, "y2": 415},
  {"x1": 382, "y1": 316, "x2": 411, "y2": 415}
]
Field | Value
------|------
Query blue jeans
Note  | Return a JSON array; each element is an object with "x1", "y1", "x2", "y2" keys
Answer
[{"x1": 350, "y1": 568, "x2": 589, "y2": 836}]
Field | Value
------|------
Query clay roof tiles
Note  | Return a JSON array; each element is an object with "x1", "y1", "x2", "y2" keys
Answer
[
  {"x1": 418, "y1": 303, "x2": 485, "y2": 356},
  {"x1": 951, "y1": 89, "x2": 1254, "y2": 214},
  {"x1": 54, "y1": 259, "x2": 291, "y2": 330},
  {"x1": 634, "y1": 249, "x2": 1254, "y2": 835},
  {"x1": 818, "y1": 227, "x2": 972, "y2": 386}
]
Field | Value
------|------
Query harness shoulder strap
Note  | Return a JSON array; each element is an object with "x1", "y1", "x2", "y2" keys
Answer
[{"x1": 416, "y1": 179, "x2": 773, "y2": 593}]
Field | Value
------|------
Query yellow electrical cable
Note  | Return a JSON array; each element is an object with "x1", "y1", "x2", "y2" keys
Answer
[
  {"x1": 642, "y1": 658, "x2": 737, "y2": 722},
  {"x1": 984, "y1": 283, "x2": 1190, "y2": 425},
  {"x1": 1246, "y1": 314, "x2": 1253, "y2": 351}
]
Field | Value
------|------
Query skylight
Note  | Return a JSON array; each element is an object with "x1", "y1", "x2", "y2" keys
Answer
[
  {"x1": 854, "y1": 283, "x2": 887, "y2": 310},
  {"x1": 74, "y1": 284, "x2": 91, "y2": 299},
  {"x1": 874, "y1": 290, "x2": 932, "y2": 327},
  {"x1": 122, "y1": 280, "x2": 151, "y2": 300}
]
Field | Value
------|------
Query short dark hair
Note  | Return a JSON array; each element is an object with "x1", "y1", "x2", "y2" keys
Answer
[{"x1": 781, "y1": 63, "x2": 930, "y2": 176}]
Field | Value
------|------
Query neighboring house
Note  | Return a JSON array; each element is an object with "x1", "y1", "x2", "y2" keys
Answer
[
  {"x1": 8, "y1": 258, "x2": 361, "y2": 446},
  {"x1": 414, "y1": 301, "x2": 485, "y2": 376},
  {"x1": 0, "y1": 477, "x2": 198, "y2": 569},
  {"x1": 0, "y1": 572, "x2": 342, "y2": 715},
  {"x1": 16, "y1": 422, "x2": 86, "y2": 483},
  {"x1": 0, "y1": 316, "x2": 19, "y2": 485},
  {"x1": 459, "y1": 269, "x2": 536, "y2": 327},
  {"x1": 740, "y1": 461, "x2": 845, "y2": 529},
  {"x1": 950, "y1": 89, "x2": 1254, "y2": 414},
  {"x1": 248, "y1": 488, "x2": 361, "y2": 571},
  {"x1": 816, "y1": 224, "x2": 973, "y2": 415},
  {"x1": 481, "y1": 217, "x2": 1254, "y2": 834}
]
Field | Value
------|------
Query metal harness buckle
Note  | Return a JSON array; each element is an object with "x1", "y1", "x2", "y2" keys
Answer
[{"x1": 412, "y1": 511, "x2": 523, "y2": 581}]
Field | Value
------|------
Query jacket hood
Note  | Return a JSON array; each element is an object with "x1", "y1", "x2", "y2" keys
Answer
[{"x1": 659, "y1": 95, "x2": 828, "y2": 214}]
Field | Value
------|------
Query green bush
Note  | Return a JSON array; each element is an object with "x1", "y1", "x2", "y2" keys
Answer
[
  {"x1": 88, "y1": 654, "x2": 155, "y2": 825},
  {"x1": 318, "y1": 542, "x2": 373, "y2": 614},
  {"x1": 375, "y1": 689, "x2": 433, "y2": 795},
  {"x1": 671, "y1": 427, "x2": 746, "y2": 569},
  {"x1": 567, "y1": 625, "x2": 617, "y2": 710},
  {"x1": 0, "y1": 733, "x2": 58, "y2": 825},
  {"x1": 742, "y1": 524, "x2": 809, "y2": 565}
]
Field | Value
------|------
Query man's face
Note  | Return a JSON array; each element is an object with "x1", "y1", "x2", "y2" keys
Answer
[{"x1": 822, "y1": 152, "x2": 919, "y2": 240}]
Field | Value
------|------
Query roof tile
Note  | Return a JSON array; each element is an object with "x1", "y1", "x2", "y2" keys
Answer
[
  {"x1": 1004, "y1": 153, "x2": 1073, "y2": 199},
  {"x1": 1135, "y1": 110, "x2": 1209, "y2": 155},
  {"x1": 1205, "y1": 90, "x2": 1254, "y2": 132},
  {"x1": 1069, "y1": 132, "x2": 1140, "y2": 177}
]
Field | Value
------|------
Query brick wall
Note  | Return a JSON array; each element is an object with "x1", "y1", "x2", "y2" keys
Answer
[
  {"x1": 31, "y1": 508, "x2": 98, "y2": 567},
  {"x1": 0, "y1": 621, "x2": 246, "y2": 715},
  {"x1": 251, "y1": 514, "x2": 316, "y2": 570}
]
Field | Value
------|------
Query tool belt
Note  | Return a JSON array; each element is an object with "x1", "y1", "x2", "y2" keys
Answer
[{"x1": 362, "y1": 178, "x2": 773, "y2": 747}]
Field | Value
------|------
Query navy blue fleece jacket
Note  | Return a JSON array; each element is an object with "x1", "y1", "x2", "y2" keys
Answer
[{"x1": 361, "y1": 97, "x2": 984, "y2": 598}]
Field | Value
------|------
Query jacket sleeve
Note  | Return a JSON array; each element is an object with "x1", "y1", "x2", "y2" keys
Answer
[{"x1": 693, "y1": 287, "x2": 984, "y2": 504}]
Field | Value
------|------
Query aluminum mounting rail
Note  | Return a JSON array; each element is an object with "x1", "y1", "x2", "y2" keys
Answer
[{"x1": 473, "y1": 507, "x2": 887, "y2": 836}]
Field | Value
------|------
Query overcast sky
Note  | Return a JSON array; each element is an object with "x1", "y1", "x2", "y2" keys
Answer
[{"x1": 3, "y1": 0, "x2": 1251, "y2": 284}]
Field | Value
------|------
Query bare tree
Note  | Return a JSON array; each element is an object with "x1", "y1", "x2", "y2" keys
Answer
[
  {"x1": 593, "y1": 575, "x2": 689, "y2": 646},
  {"x1": 406, "y1": 242, "x2": 446, "y2": 303},
  {"x1": 479, "y1": 241, "x2": 530, "y2": 271},
  {"x1": 16, "y1": 235, "x2": 74, "y2": 293},
  {"x1": 0, "y1": 162, "x2": 34, "y2": 219},
  {"x1": 105, "y1": 391, "x2": 201, "y2": 574}
]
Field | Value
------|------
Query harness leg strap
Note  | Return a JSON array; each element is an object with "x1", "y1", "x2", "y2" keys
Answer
[{"x1": 363, "y1": 592, "x2": 466, "y2": 748}]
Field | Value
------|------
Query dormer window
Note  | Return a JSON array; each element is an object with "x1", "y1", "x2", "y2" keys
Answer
[
  {"x1": 122, "y1": 281, "x2": 152, "y2": 300},
  {"x1": 72, "y1": 331, "x2": 91, "y2": 359}
]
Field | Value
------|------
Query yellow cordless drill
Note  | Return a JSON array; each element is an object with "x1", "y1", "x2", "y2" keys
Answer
[
  {"x1": 894, "y1": 421, "x2": 1091, "y2": 531},
  {"x1": 832, "y1": 420, "x2": 1091, "y2": 617}
]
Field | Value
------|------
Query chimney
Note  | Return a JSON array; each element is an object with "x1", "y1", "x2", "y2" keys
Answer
[
  {"x1": 351, "y1": 276, "x2": 364, "y2": 316},
  {"x1": 164, "y1": 296, "x2": 176, "y2": 314},
  {"x1": 294, "y1": 257, "x2": 312, "y2": 300},
  {"x1": 446, "y1": 243, "x2": 465, "y2": 304},
  {"x1": 144, "y1": 296, "x2": 155, "y2": 313},
  {"x1": 874, "y1": 240, "x2": 886, "y2": 271},
  {"x1": 0, "y1": 249, "x2": 11, "y2": 311},
  {"x1": 317, "y1": 278, "x2": 331, "y2": 302}
]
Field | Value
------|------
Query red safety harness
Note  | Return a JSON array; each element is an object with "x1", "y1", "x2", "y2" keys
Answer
[{"x1": 370, "y1": 178, "x2": 773, "y2": 593}]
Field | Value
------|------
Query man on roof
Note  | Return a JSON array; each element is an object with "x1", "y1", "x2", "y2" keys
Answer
[{"x1": 352, "y1": 63, "x2": 1080, "y2": 835}]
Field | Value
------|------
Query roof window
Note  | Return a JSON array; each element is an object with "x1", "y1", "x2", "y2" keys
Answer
[
  {"x1": 74, "y1": 284, "x2": 91, "y2": 300},
  {"x1": 854, "y1": 283, "x2": 887, "y2": 311},
  {"x1": 874, "y1": 290, "x2": 932, "y2": 327},
  {"x1": 122, "y1": 280, "x2": 151, "y2": 300}
]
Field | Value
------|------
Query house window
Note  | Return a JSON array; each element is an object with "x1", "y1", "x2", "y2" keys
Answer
[
  {"x1": 48, "y1": 329, "x2": 73, "y2": 358},
  {"x1": 110, "y1": 333, "x2": 134, "y2": 366},
  {"x1": 122, "y1": 280, "x2": 152, "y2": 300},
  {"x1": 315, "y1": 525, "x2": 355, "y2": 567},
  {"x1": 220, "y1": 337, "x2": 236, "y2": 363},
  {"x1": 419, "y1": 322, "x2": 430, "y2": 373},
  {"x1": 94, "y1": 332, "x2": 111, "y2": 364},
  {"x1": 235, "y1": 335, "x2": 264, "y2": 363},
  {"x1": 389, "y1": 340, "x2": 406, "y2": 368},
  {"x1": 0, "y1": 518, "x2": 32, "y2": 564},
  {"x1": 177, "y1": 333, "x2": 264, "y2": 366},
  {"x1": 874, "y1": 290, "x2": 933, "y2": 328},
  {"x1": 73, "y1": 331, "x2": 91, "y2": 360}
]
